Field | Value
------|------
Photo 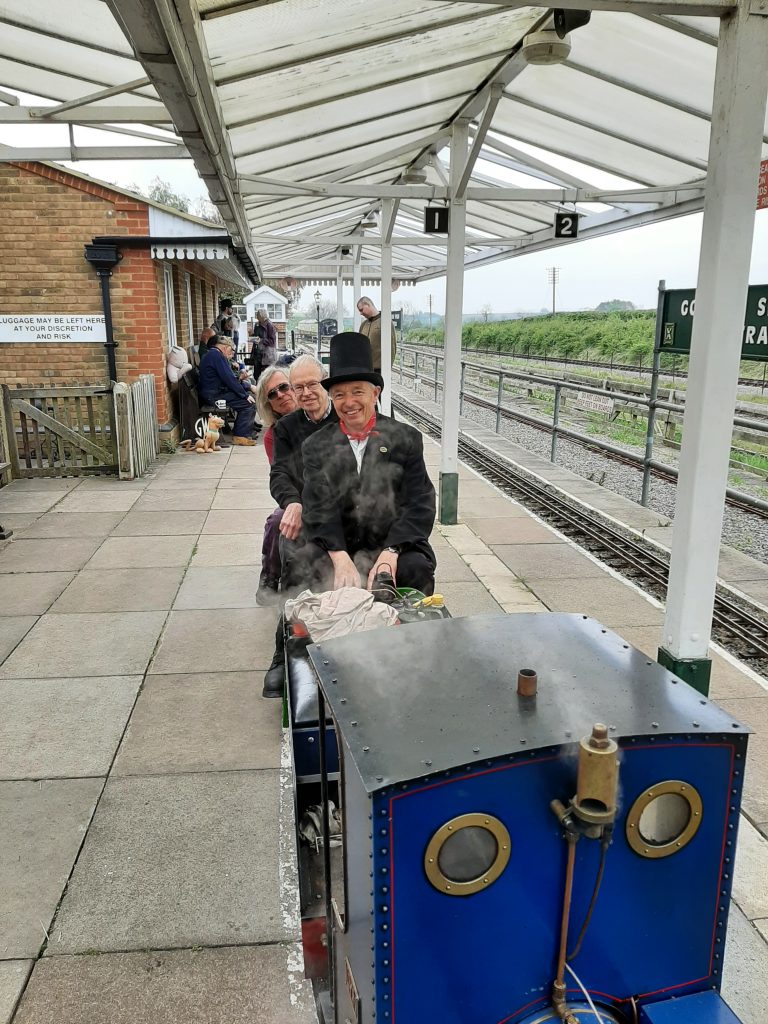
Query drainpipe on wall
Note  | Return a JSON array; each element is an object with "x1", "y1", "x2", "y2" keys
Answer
[{"x1": 84, "y1": 243, "x2": 122, "y2": 384}]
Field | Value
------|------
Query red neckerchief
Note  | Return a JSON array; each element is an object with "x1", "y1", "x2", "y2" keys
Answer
[{"x1": 339, "y1": 413, "x2": 378, "y2": 442}]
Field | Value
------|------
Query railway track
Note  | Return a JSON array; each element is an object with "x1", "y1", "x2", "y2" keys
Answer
[
  {"x1": 394, "y1": 393, "x2": 768, "y2": 676},
  {"x1": 397, "y1": 365, "x2": 768, "y2": 520},
  {"x1": 405, "y1": 345, "x2": 764, "y2": 388}
]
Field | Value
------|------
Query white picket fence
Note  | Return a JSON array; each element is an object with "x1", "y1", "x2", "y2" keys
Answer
[{"x1": 113, "y1": 375, "x2": 159, "y2": 479}]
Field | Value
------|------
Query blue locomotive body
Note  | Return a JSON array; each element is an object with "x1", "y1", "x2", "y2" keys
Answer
[{"x1": 304, "y1": 613, "x2": 748, "y2": 1024}]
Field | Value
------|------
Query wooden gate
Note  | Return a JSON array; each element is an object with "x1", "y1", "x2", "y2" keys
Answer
[{"x1": 1, "y1": 384, "x2": 117, "y2": 478}]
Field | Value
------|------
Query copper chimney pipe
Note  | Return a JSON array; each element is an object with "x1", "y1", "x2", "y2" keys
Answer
[{"x1": 517, "y1": 668, "x2": 538, "y2": 697}]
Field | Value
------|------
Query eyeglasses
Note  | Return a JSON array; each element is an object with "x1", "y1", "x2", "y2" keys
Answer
[
  {"x1": 267, "y1": 381, "x2": 291, "y2": 400},
  {"x1": 292, "y1": 381, "x2": 322, "y2": 393}
]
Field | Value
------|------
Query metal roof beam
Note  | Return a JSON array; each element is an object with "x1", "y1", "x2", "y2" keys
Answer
[
  {"x1": 0, "y1": 144, "x2": 188, "y2": 161},
  {"x1": 456, "y1": 85, "x2": 504, "y2": 198},
  {"x1": 638, "y1": 12, "x2": 719, "y2": 42},
  {"x1": 42, "y1": 78, "x2": 153, "y2": 117},
  {"x1": 0, "y1": 87, "x2": 20, "y2": 105},
  {"x1": 0, "y1": 104, "x2": 171, "y2": 124},
  {"x1": 416, "y1": 193, "x2": 707, "y2": 279},
  {"x1": 107, "y1": 0, "x2": 261, "y2": 281},
  {"x1": 239, "y1": 179, "x2": 703, "y2": 202},
  {"x1": 416, "y1": 0, "x2": 729, "y2": 13},
  {"x1": 252, "y1": 234, "x2": 529, "y2": 247}
]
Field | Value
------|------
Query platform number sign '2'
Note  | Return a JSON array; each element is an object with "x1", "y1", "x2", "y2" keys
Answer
[{"x1": 555, "y1": 212, "x2": 579, "y2": 238}]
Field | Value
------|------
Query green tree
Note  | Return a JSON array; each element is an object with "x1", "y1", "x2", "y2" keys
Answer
[{"x1": 595, "y1": 299, "x2": 636, "y2": 312}]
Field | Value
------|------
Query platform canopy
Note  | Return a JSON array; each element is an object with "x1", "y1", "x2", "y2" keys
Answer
[{"x1": 1, "y1": 0, "x2": 765, "y2": 284}]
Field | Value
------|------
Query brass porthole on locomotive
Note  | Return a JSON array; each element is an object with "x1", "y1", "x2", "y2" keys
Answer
[
  {"x1": 625, "y1": 780, "x2": 703, "y2": 859},
  {"x1": 424, "y1": 813, "x2": 511, "y2": 895}
]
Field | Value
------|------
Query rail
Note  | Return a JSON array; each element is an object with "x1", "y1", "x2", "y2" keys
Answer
[{"x1": 396, "y1": 346, "x2": 768, "y2": 517}]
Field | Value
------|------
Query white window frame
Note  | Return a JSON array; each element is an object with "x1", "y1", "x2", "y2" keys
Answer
[
  {"x1": 163, "y1": 264, "x2": 177, "y2": 351},
  {"x1": 266, "y1": 302, "x2": 283, "y2": 320},
  {"x1": 184, "y1": 272, "x2": 194, "y2": 345}
]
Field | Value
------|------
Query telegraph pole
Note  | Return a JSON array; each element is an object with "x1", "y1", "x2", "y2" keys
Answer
[
  {"x1": 428, "y1": 293, "x2": 433, "y2": 329},
  {"x1": 547, "y1": 267, "x2": 560, "y2": 315}
]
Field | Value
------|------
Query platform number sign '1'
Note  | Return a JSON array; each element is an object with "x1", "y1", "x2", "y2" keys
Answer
[
  {"x1": 555, "y1": 212, "x2": 579, "y2": 238},
  {"x1": 424, "y1": 206, "x2": 449, "y2": 234}
]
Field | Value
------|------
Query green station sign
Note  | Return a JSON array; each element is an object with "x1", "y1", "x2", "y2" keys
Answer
[{"x1": 660, "y1": 285, "x2": 768, "y2": 361}]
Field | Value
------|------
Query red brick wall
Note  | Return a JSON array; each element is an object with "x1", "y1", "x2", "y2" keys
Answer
[{"x1": 0, "y1": 162, "x2": 239, "y2": 424}]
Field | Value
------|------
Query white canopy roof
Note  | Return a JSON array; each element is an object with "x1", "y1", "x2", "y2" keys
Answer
[{"x1": 0, "y1": 0, "x2": 766, "y2": 283}]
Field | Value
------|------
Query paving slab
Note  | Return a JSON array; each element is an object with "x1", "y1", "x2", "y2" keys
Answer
[
  {"x1": 528, "y1": 577, "x2": 664, "y2": 628},
  {"x1": 756, "y1": 918, "x2": 768, "y2": 942},
  {"x1": 144, "y1": 476, "x2": 228, "y2": 491},
  {"x1": 0, "y1": 960, "x2": 32, "y2": 1024},
  {"x1": 53, "y1": 490, "x2": 140, "y2": 514},
  {"x1": 716, "y1": 697, "x2": 768, "y2": 823},
  {"x1": 50, "y1": 568, "x2": 183, "y2": 614},
  {"x1": 112, "y1": 510, "x2": 207, "y2": 537},
  {"x1": 434, "y1": 547, "x2": 484, "y2": 583},
  {"x1": 220, "y1": 462, "x2": 262, "y2": 480},
  {"x1": 86, "y1": 535, "x2": 196, "y2": 570},
  {"x1": 0, "y1": 537, "x2": 102, "y2": 573},
  {"x1": 159, "y1": 460, "x2": 227, "y2": 478},
  {"x1": 0, "y1": 617, "x2": 38, "y2": 665},
  {"x1": 210, "y1": 489, "x2": 275, "y2": 511},
  {"x1": 733, "y1": 816, "x2": 768, "y2": 921},
  {"x1": 0, "y1": 514, "x2": 40, "y2": 534},
  {"x1": 0, "y1": 479, "x2": 77, "y2": 492},
  {"x1": 14, "y1": 945, "x2": 316, "y2": 1024},
  {"x1": 722, "y1": 903, "x2": 768, "y2": 1024},
  {"x1": 492, "y1": 542, "x2": 608, "y2": 581},
  {"x1": 436, "y1": 581, "x2": 504, "y2": 617},
  {"x1": 17, "y1": 512, "x2": 125, "y2": 539},
  {"x1": 149, "y1": 608, "x2": 276, "y2": 674},
  {"x1": 173, "y1": 565, "x2": 258, "y2": 609},
  {"x1": 131, "y1": 490, "x2": 215, "y2": 513},
  {"x1": 0, "y1": 491, "x2": 65, "y2": 514},
  {"x1": 51, "y1": 772, "x2": 288, "y2": 953},
  {"x1": 202, "y1": 510, "x2": 272, "y2": 534},
  {"x1": 0, "y1": 573, "x2": 74, "y2": 615},
  {"x1": 458, "y1": 496, "x2": 547, "y2": 519},
  {"x1": 190, "y1": 534, "x2": 262, "y2": 566},
  {"x1": 0, "y1": 676, "x2": 140, "y2": 780},
  {"x1": 0, "y1": 779, "x2": 102, "y2": 958},
  {"x1": 616, "y1": 627, "x2": 768, "y2": 701},
  {"x1": 72, "y1": 477, "x2": 149, "y2": 492},
  {"x1": 113, "y1": 672, "x2": 280, "y2": 775},
  {"x1": 0, "y1": 611, "x2": 166, "y2": 679}
]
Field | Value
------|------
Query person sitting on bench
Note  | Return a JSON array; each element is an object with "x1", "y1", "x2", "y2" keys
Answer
[{"x1": 198, "y1": 336, "x2": 257, "y2": 447}]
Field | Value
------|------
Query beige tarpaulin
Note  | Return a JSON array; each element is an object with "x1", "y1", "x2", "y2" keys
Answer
[{"x1": 284, "y1": 587, "x2": 399, "y2": 643}]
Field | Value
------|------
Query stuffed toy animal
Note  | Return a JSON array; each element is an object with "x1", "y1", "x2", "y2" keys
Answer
[
  {"x1": 166, "y1": 345, "x2": 192, "y2": 384},
  {"x1": 179, "y1": 414, "x2": 225, "y2": 453}
]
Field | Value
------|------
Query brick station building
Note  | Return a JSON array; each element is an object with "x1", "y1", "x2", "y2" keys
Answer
[{"x1": 0, "y1": 161, "x2": 256, "y2": 425}]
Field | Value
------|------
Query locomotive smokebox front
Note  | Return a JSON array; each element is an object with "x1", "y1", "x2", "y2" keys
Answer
[{"x1": 308, "y1": 613, "x2": 748, "y2": 1024}]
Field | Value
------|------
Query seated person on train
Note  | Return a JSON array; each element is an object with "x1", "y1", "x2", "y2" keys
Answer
[
  {"x1": 254, "y1": 364, "x2": 299, "y2": 603},
  {"x1": 282, "y1": 332, "x2": 436, "y2": 597}
]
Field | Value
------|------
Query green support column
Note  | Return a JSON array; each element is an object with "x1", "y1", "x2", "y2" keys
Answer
[
  {"x1": 657, "y1": 647, "x2": 712, "y2": 697},
  {"x1": 439, "y1": 471, "x2": 458, "y2": 525}
]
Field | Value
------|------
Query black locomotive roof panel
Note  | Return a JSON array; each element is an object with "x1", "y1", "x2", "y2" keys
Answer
[{"x1": 308, "y1": 613, "x2": 748, "y2": 793}]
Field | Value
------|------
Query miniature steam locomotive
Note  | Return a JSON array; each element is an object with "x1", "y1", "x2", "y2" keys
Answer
[{"x1": 287, "y1": 612, "x2": 748, "y2": 1024}]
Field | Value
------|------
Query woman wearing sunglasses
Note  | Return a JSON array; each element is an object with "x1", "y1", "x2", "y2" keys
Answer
[{"x1": 254, "y1": 366, "x2": 299, "y2": 603}]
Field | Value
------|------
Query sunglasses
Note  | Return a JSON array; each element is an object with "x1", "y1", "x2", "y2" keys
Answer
[{"x1": 267, "y1": 381, "x2": 291, "y2": 400}]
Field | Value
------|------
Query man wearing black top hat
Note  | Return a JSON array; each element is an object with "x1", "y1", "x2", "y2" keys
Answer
[{"x1": 261, "y1": 332, "x2": 436, "y2": 697}]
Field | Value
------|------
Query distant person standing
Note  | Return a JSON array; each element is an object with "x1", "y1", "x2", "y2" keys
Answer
[
  {"x1": 357, "y1": 296, "x2": 397, "y2": 374},
  {"x1": 251, "y1": 309, "x2": 277, "y2": 380}
]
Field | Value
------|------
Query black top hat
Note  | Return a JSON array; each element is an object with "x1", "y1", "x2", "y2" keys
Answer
[{"x1": 322, "y1": 333, "x2": 384, "y2": 391}]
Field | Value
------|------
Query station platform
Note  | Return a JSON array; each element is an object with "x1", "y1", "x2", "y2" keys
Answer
[{"x1": 0, "y1": 410, "x2": 766, "y2": 1023}]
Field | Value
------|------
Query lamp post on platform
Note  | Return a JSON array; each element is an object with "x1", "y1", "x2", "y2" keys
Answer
[{"x1": 314, "y1": 289, "x2": 322, "y2": 360}]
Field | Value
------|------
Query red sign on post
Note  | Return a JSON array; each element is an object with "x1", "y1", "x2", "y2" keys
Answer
[{"x1": 758, "y1": 160, "x2": 768, "y2": 211}]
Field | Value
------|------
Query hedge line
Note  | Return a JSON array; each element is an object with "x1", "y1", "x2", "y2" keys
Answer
[{"x1": 407, "y1": 310, "x2": 657, "y2": 363}]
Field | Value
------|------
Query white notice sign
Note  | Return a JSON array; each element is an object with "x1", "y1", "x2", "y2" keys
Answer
[{"x1": 0, "y1": 314, "x2": 106, "y2": 343}]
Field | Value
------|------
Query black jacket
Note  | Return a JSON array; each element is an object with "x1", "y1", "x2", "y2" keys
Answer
[
  {"x1": 301, "y1": 413, "x2": 436, "y2": 561},
  {"x1": 270, "y1": 405, "x2": 338, "y2": 509}
]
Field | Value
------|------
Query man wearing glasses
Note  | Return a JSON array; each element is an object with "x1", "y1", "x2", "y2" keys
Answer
[
  {"x1": 270, "y1": 355, "x2": 338, "y2": 549},
  {"x1": 198, "y1": 336, "x2": 257, "y2": 446}
]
